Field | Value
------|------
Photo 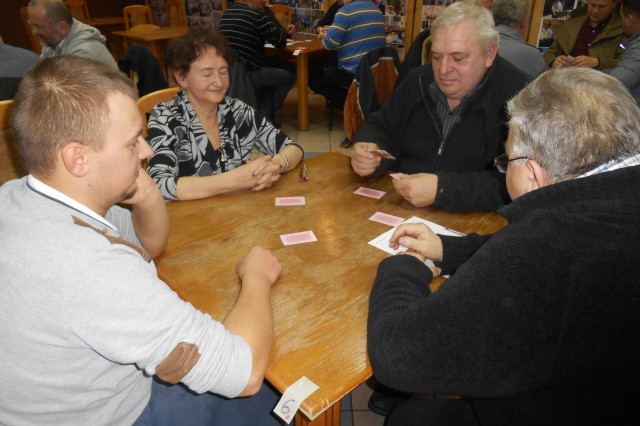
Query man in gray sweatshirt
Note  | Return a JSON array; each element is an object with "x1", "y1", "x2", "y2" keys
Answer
[
  {"x1": 0, "y1": 56, "x2": 283, "y2": 425},
  {"x1": 27, "y1": 0, "x2": 117, "y2": 68}
]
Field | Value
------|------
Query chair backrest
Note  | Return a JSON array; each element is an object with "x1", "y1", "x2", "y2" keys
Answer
[
  {"x1": 343, "y1": 47, "x2": 401, "y2": 142},
  {"x1": 124, "y1": 5, "x2": 154, "y2": 30},
  {"x1": 166, "y1": 0, "x2": 185, "y2": 26},
  {"x1": 137, "y1": 86, "x2": 180, "y2": 138},
  {"x1": 0, "y1": 100, "x2": 12, "y2": 131},
  {"x1": 19, "y1": 7, "x2": 42, "y2": 54},
  {"x1": 64, "y1": 0, "x2": 90, "y2": 21},
  {"x1": 0, "y1": 100, "x2": 27, "y2": 185},
  {"x1": 269, "y1": 4, "x2": 291, "y2": 28}
]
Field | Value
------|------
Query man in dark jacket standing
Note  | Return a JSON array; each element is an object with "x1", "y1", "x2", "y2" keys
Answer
[
  {"x1": 368, "y1": 67, "x2": 640, "y2": 425},
  {"x1": 351, "y1": 1, "x2": 528, "y2": 212}
]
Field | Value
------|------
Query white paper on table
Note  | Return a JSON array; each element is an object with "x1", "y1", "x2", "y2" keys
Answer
[{"x1": 368, "y1": 216, "x2": 464, "y2": 269}]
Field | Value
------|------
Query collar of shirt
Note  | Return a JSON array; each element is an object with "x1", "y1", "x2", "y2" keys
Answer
[
  {"x1": 26, "y1": 174, "x2": 118, "y2": 232},
  {"x1": 579, "y1": 154, "x2": 640, "y2": 178},
  {"x1": 428, "y1": 68, "x2": 490, "y2": 139},
  {"x1": 585, "y1": 16, "x2": 609, "y2": 31}
]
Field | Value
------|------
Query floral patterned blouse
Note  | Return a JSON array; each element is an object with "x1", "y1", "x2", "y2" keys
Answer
[{"x1": 146, "y1": 90, "x2": 301, "y2": 200}]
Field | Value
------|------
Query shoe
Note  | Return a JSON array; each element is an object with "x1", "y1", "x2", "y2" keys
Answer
[
  {"x1": 368, "y1": 388, "x2": 411, "y2": 417},
  {"x1": 339, "y1": 138, "x2": 351, "y2": 148}
]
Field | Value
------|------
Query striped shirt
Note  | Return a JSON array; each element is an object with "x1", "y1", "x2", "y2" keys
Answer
[
  {"x1": 219, "y1": 4, "x2": 288, "y2": 71},
  {"x1": 323, "y1": 0, "x2": 386, "y2": 74}
]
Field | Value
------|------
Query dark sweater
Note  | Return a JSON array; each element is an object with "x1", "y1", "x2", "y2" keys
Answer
[
  {"x1": 354, "y1": 56, "x2": 528, "y2": 211},
  {"x1": 367, "y1": 165, "x2": 640, "y2": 425}
]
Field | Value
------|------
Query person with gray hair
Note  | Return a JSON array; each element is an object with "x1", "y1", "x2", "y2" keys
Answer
[
  {"x1": 27, "y1": 0, "x2": 117, "y2": 68},
  {"x1": 367, "y1": 67, "x2": 640, "y2": 425},
  {"x1": 351, "y1": 1, "x2": 528, "y2": 212},
  {"x1": 493, "y1": 0, "x2": 546, "y2": 78}
]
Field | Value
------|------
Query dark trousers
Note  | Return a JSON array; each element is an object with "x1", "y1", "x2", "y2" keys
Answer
[
  {"x1": 133, "y1": 377, "x2": 286, "y2": 426},
  {"x1": 308, "y1": 60, "x2": 353, "y2": 108}
]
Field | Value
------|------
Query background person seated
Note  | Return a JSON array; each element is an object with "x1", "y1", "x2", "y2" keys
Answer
[
  {"x1": 604, "y1": 0, "x2": 640, "y2": 104},
  {"x1": 0, "y1": 40, "x2": 38, "y2": 100},
  {"x1": 544, "y1": 0, "x2": 624, "y2": 69},
  {"x1": 27, "y1": 0, "x2": 117, "y2": 68},
  {"x1": 368, "y1": 67, "x2": 640, "y2": 426},
  {"x1": 493, "y1": 0, "x2": 546, "y2": 79},
  {"x1": 309, "y1": 0, "x2": 386, "y2": 114},
  {"x1": 146, "y1": 28, "x2": 303, "y2": 201},
  {"x1": 219, "y1": 0, "x2": 296, "y2": 125}
]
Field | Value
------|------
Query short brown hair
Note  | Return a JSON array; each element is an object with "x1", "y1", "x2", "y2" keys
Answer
[
  {"x1": 165, "y1": 27, "x2": 234, "y2": 77},
  {"x1": 12, "y1": 56, "x2": 137, "y2": 177}
]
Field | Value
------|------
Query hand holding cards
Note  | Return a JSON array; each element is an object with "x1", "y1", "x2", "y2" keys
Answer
[{"x1": 367, "y1": 148, "x2": 396, "y2": 160}]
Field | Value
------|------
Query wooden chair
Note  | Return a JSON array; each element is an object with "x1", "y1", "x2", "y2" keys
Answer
[
  {"x1": 269, "y1": 4, "x2": 292, "y2": 28},
  {"x1": 166, "y1": 0, "x2": 185, "y2": 27},
  {"x1": 64, "y1": 0, "x2": 90, "y2": 21},
  {"x1": 19, "y1": 7, "x2": 42, "y2": 54},
  {"x1": 0, "y1": 100, "x2": 12, "y2": 131},
  {"x1": 124, "y1": 5, "x2": 154, "y2": 30},
  {"x1": 0, "y1": 100, "x2": 27, "y2": 185},
  {"x1": 137, "y1": 86, "x2": 180, "y2": 138}
]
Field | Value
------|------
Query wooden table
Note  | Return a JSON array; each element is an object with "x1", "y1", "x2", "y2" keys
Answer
[
  {"x1": 112, "y1": 25, "x2": 188, "y2": 67},
  {"x1": 154, "y1": 152, "x2": 507, "y2": 425},
  {"x1": 266, "y1": 33, "x2": 332, "y2": 132}
]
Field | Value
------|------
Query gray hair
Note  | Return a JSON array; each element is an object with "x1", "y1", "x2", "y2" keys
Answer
[
  {"x1": 431, "y1": 1, "x2": 499, "y2": 53},
  {"x1": 12, "y1": 56, "x2": 137, "y2": 177},
  {"x1": 508, "y1": 68, "x2": 640, "y2": 181},
  {"x1": 492, "y1": 0, "x2": 529, "y2": 27},
  {"x1": 28, "y1": 0, "x2": 73, "y2": 25}
]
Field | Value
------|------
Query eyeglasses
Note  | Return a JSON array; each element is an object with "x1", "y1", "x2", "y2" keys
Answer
[
  {"x1": 27, "y1": 20, "x2": 60, "y2": 31},
  {"x1": 493, "y1": 153, "x2": 529, "y2": 173}
]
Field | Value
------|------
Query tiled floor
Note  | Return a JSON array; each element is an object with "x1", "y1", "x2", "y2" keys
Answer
[{"x1": 276, "y1": 88, "x2": 385, "y2": 426}]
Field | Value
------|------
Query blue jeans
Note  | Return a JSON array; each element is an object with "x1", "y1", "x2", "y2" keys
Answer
[
  {"x1": 133, "y1": 377, "x2": 287, "y2": 426},
  {"x1": 248, "y1": 62, "x2": 296, "y2": 118}
]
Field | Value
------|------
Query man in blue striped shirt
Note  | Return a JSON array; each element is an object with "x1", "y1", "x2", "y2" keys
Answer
[{"x1": 309, "y1": 0, "x2": 385, "y2": 108}]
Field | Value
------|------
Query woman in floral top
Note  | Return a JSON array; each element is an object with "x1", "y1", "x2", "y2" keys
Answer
[{"x1": 146, "y1": 27, "x2": 303, "y2": 201}]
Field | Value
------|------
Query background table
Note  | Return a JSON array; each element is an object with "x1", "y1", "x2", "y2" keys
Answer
[
  {"x1": 266, "y1": 34, "x2": 332, "y2": 132},
  {"x1": 154, "y1": 152, "x2": 507, "y2": 425},
  {"x1": 113, "y1": 25, "x2": 188, "y2": 70}
]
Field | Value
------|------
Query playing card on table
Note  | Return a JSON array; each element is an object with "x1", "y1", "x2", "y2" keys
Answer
[
  {"x1": 354, "y1": 187, "x2": 385, "y2": 199},
  {"x1": 280, "y1": 231, "x2": 317, "y2": 246},
  {"x1": 368, "y1": 149, "x2": 396, "y2": 160},
  {"x1": 275, "y1": 196, "x2": 306, "y2": 206},
  {"x1": 369, "y1": 212, "x2": 405, "y2": 227}
]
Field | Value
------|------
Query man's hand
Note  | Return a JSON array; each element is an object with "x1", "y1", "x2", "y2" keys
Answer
[
  {"x1": 351, "y1": 142, "x2": 382, "y2": 176},
  {"x1": 121, "y1": 167, "x2": 162, "y2": 208},
  {"x1": 236, "y1": 246, "x2": 282, "y2": 288},
  {"x1": 390, "y1": 223, "x2": 443, "y2": 262},
  {"x1": 571, "y1": 55, "x2": 598, "y2": 68},
  {"x1": 286, "y1": 24, "x2": 296, "y2": 36},
  {"x1": 552, "y1": 55, "x2": 574, "y2": 68},
  {"x1": 392, "y1": 173, "x2": 438, "y2": 207}
]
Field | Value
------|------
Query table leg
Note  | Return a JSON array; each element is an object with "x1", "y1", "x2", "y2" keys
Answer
[
  {"x1": 296, "y1": 52, "x2": 309, "y2": 132},
  {"x1": 294, "y1": 400, "x2": 341, "y2": 426}
]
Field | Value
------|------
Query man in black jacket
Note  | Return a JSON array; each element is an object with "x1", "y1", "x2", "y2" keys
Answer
[
  {"x1": 351, "y1": 1, "x2": 528, "y2": 212},
  {"x1": 368, "y1": 67, "x2": 640, "y2": 425}
]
